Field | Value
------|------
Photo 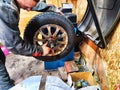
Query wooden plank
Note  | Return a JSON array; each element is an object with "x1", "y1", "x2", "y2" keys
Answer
[
  {"x1": 76, "y1": 0, "x2": 87, "y2": 22},
  {"x1": 79, "y1": 39, "x2": 109, "y2": 90}
]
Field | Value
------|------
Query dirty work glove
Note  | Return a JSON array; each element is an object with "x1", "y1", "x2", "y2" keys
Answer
[{"x1": 32, "y1": 45, "x2": 43, "y2": 57}]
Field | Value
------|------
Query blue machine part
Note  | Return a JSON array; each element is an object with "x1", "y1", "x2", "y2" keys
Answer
[{"x1": 44, "y1": 48, "x2": 74, "y2": 70}]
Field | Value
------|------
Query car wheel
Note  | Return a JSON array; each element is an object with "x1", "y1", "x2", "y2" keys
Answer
[{"x1": 24, "y1": 12, "x2": 75, "y2": 61}]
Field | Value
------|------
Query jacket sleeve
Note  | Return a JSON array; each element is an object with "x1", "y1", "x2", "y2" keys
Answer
[
  {"x1": 0, "y1": 3, "x2": 43, "y2": 56},
  {"x1": 0, "y1": 19, "x2": 43, "y2": 56},
  {"x1": 32, "y1": 1, "x2": 57, "y2": 12}
]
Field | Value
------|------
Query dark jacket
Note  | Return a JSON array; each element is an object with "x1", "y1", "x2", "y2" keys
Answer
[{"x1": 0, "y1": 0, "x2": 56, "y2": 56}]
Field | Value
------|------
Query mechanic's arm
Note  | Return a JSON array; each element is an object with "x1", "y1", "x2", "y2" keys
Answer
[
  {"x1": 0, "y1": 1, "x2": 51, "y2": 57},
  {"x1": 0, "y1": 19, "x2": 50, "y2": 56}
]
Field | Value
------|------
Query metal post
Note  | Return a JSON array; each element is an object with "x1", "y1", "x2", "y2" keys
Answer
[{"x1": 87, "y1": 0, "x2": 106, "y2": 48}]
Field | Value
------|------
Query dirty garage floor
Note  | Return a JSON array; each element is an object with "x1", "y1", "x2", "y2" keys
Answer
[{"x1": 6, "y1": 53, "x2": 60, "y2": 85}]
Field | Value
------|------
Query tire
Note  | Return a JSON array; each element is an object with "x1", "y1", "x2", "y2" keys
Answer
[
  {"x1": 78, "y1": 0, "x2": 120, "y2": 48},
  {"x1": 24, "y1": 12, "x2": 75, "y2": 61}
]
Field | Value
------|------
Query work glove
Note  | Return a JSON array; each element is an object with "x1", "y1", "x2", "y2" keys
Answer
[{"x1": 32, "y1": 45, "x2": 43, "y2": 57}]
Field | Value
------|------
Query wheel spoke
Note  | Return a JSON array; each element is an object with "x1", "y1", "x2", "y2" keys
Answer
[
  {"x1": 57, "y1": 47, "x2": 63, "y2": 50},
  {"x1": 53, "y1": 26, "x2": 60, "y2": 37},
  {"x1": 34, "y1": 37, "x2": 42, "y2": 42},
  {"x1": 61, "y1": 32, "x2": 66, "y2": 38},
  {"x1": 40, "y1": 30, "x2": 49, "y2": 38},
  {"x1": 51, "y1": 49, "x2": 55, "y2": 56},
  {"x1": 57, "y1": 41, "x2": 66, "y2": 45},
  {"x1": 47, "y1": 25, "x2": 52, "y2": 37}
]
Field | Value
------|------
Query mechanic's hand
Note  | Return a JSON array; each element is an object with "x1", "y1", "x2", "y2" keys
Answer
[
  {"x1": 32, "y1": 51, "x2": 42, "y2": 57},
  {"x1": 42, "y1": 43, "x2": 51, "y2": 56},
  {"x1": 32, "y1": 43, "x2": 50, "y2": 57},
  {"x1": 48, "y1": 4, "x2": 64, "y2": 15},
  {"x1": 55, "y1": 8, "x2": 64, "y2": 15}
]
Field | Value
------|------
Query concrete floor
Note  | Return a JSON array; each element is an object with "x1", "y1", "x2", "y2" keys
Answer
[{"x1": 6, "y1": 53, "x2": 60, "y2": 85}]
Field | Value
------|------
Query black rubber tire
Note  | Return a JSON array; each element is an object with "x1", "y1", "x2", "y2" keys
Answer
[{"x1": 24, "y1": 12, "x2": 75, "y2": 61}]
